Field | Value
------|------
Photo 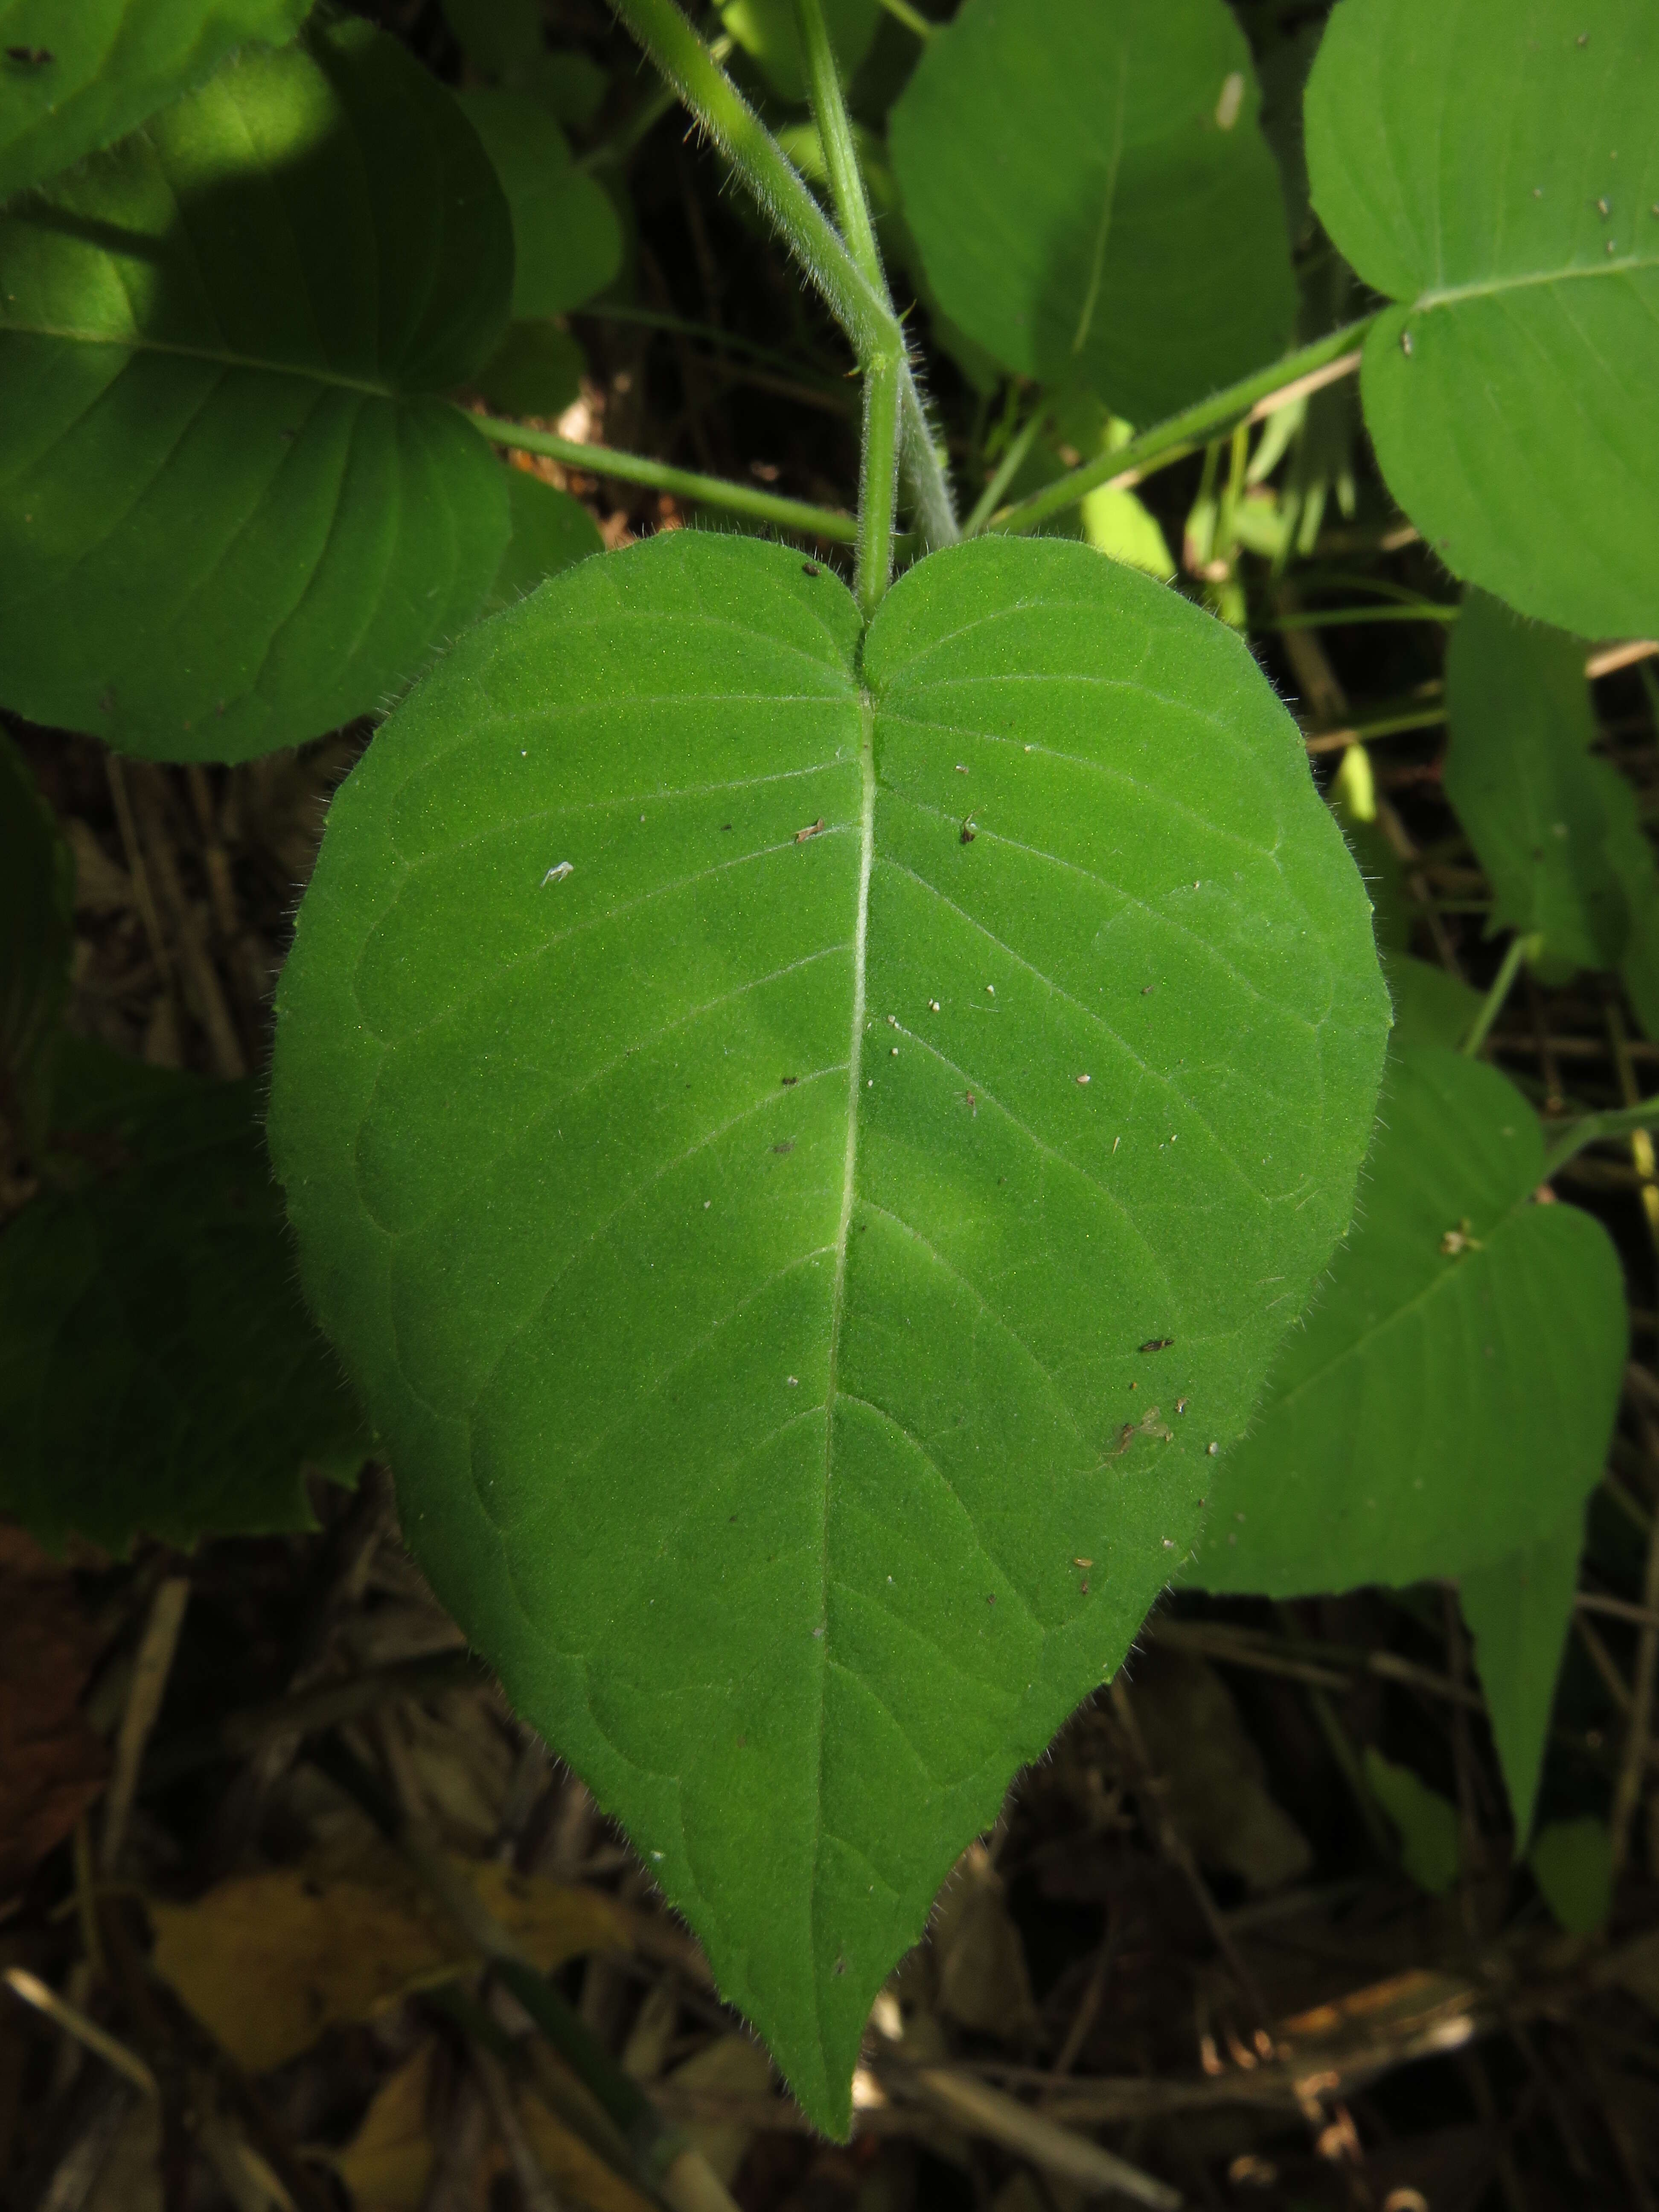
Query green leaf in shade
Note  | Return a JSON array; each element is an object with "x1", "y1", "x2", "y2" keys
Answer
[
  {"x1": 717, "y1": 0, "x2": 879, "y2": 105},
  {"x1": 0, "y1": 1058, "x2": 366, "y2": 1555},
  {"x1": 1191, "y1": 1048, "x2": 1626, "y2": 1595},
  {"x1": 269, "y1": 530, "x2": 1388, "y2": 2131},
  {"x1": 473, "y1": 320, "x2": 586, "y2": 418},
  {"x1": 1081, "y1": 486, "x2": 1175, "y2": 582},
  {"x1": 1305, "y1": 0, "x2": 1659, "y2": 642},
  {"x1": 0, "y1": 0, "x2": 312, "y2": 201},
  {"x1": 0, "y1": 731, "x2": 74, "y2": 1112},
  {"x1": 440, "y1": 0, "x2": 608, "y2": 121},
  {"x1": 1459, "y1": 1505, "x2": 1583, "y2": 1842},
  {"x1": 456, "y1": 91, "x2": 621, "y2": 319},
  {"x1": 1530, "y1": 1814, "x2": 1613, "y2": 1936},
  {"x1": 483, "y1": 468, "x2": 602, "y2": 613},
  {"x1": 0, "y1": 20, "x2": 512, "y2": 763},
  {"x1": 1444, "y1": 591, "x2": 1656, "y2": 984},
  {"x1": 1363, "y1": 1747, "x2": 1460, "y2": 1895},
  {"x1": 888, "y1": 0, "x2": 1295, "y2": 423},
  {"x1": 1384, "y1": 955, "x2": 1479, "y2": 1057}
]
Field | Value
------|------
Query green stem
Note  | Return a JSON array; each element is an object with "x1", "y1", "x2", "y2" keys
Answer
[
  {"x1": 795, "y1": 0, "x2": 885, "y2": 290},
  {"x1": 1542, "y1": 1098, "x2": 1659, "y2": 1183},
  {"x1": 1459, "y1": 933, "x2": 1540, "y2": 1059},
  {"x1": 605, "y1": 0, "x2": 958, "y2": 547},
  {"x1": 962, "y1": 403, "x2": 1046, "y2": 536},
  {"x1": 470, "y1": 413, "x2": 857, "y2": 542},
  {"x1": 857, "y1": 354, "x2": 901, "y2": 619},
  {"x1": 873, "y1": 0, "x2": 934, "y2": 35},
  {"x1": 983, "y1": 316, "x2": 1377, "y2": 538}
]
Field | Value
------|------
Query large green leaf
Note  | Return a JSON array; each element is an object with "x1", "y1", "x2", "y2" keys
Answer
[
  {"x1": 0, "y1": 1054, "x2": 365, "y2": 1554},
  {"x1": 1192, "y1": 1047, "x2": 1625, "y2": 1596},
  {"x1": 0, "y1": 0, "x2": 311, "y2": 201},
  {"x1": 483, "y1": 467, "x2": 602, "y2": 612},
  {"x1": 0, "y1": 730, "x2": 73, "y2": 1110},
  {"x1": 1444, "y1": 591, "x2": 1655, "y2": 982},
  {"x1": 888, "y1": 0, "x2": 1295, "y2": 423},
  {"x1": 270, "y1": 529, "x2": 1387, "y2": 2129},
  {"x1": 1459, "y1": 1504, "x2": 1583, "y2": 1842},
  {"x1": 455, "y1": 91, "x2": 622, "y2": 319},
  {"x1": 1306, "y1": 0, "x2": 1659, "y2": 641},
  {"x1": 0, "y1": 20, "x2": 512, "y2": 763}
]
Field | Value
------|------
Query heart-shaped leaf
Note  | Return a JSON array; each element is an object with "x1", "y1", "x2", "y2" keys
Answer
[
  {"x1": 888, "y1": 0, "x2": 1296, "y2": 423},
  {"x1": 456, "y1": 91, "x2": 622, "y2": 320},
  {"x1": 0, "y1": 0, "x2": 312, "y2": 201},
  {"x1": 269, "y1": 529, "x2": 1387, "y2": 2131},
  {"x1": 1445, "y1": 591, "x2": 1658, "y2": 995},
  {"x1": 0, "y1": 19, "x2": 512, "y2": 763},
  {"x1": 1, "y1": 1053, "x2": 366, "y2": 1555},
  {"x1": 1306, "y1": 0, "x2": 1659, "y2": 641},
  {"x1": 1191, "y1": 1046, "x2": 1625, "y2": 1597}
]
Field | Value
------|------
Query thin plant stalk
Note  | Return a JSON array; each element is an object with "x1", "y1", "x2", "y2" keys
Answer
[
  {"x1": 607, "y1": 0, "x2": 958, "y2": 547},
  {"x1": 469, "y1": 416, "x2": 858, "y2": 542},
  {"x1": 1542, "y1": 1097, "x2": 1659, "y2": 1182},
  {"x1": 983, "y1": 318, "x2": 1377, "y2": 536},
  {"x1": 1460, "y1": 934, "x2": 1540, "y2": 1059},
  {"x1": 857, "y1": 354, "x2": 902, "y2": 618},
  {"x1": 794, "y1": 0, "x2": 885, "y2": 290},
  {"x1": 963, "y1": 404, "x2": 1047, "y2": 536}
]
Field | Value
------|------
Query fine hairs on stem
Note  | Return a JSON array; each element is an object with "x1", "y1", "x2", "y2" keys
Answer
[{"x1": 607, "y1": 0, "x2": 958, "y2": 552}]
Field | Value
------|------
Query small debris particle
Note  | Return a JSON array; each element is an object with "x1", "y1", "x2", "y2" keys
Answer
[
  {"x1": 965, "y1": 1091, "x2": 977, "y2": 1116},
  {"x1": 1024, "y1": 743, "x2": 1033, "y2": 752},
  {"x1": 1161, "y1": 1538, "x2": 1175, "y2": 1550},
  {"x1": 721, "y1": 822, "x2": 733, "y2": 831},
  {"x1": 704, "y1": 1200, "x2": 711, "y2": 1209},
  {"x1": 795, "y1": 816, "x2": 827, "y2": 843},
  {"x1": 812, "y1": 1626, "x2": 825, "y2": 1638},
  {"x1": 772, "y1": 1141, "x2": 794, "y2": 1155},
  {"x1": 1112, "y1": 1135, "x2": 1121, "y2": 1154},
  {"x1": 1607, "y1": 239, "x2": 1618, "y2": 253},
  {"x1": 1141, "y1": 983, "x2": 1153, "y2": 995},
  {"x1": 1400, "y1": 327, "x2": 1413, "y2": 356},
  {"x1": 986, "y1": 983, "x2": 995, "y2": 996},
  {"x1": 887, "y1": 1013, "x2": 899, "y2": 1026},
  {"x1": 1214, "y1": 69, "x2": 1244, "y2": 129},
  {"x1": 1080, "y1": 1577, "x2": 1089, "y2": 1595},
  {"x1": 802, "y1": 561, "x2": 821, "y2": 577},
  {"x1": 1074, "y1": 1557, "x2": 1094, "y2": 1568},
  {"x1": 1076, "y1": 1073, "x2": 1091, "y2": 1086},
  {"x1": 1577, "y1": 30, "x2": 1589, "y2": 44},
  {"x1": 1440, "y1": 1217, "x2": 1484, "y2": 1257},
  {"x1": 1533, "y1": 186, "x2": 1543, "y2": 198},
  {"x1": 955, "y1": 763, "x2": 969, "y2": 773},
  {"x1": 1176, "y1": 1397, "x2": 1188, "y2": 1413},
  {"x1": 1207, "y1": 1441, "x2": 1220, "y2": 1456},
  {"x1": 781, "y1": 1074, "x2": 799, "y2": 1086},
  {"x1": 540, "y1": 861, "x2": 573, "y2": 885},
  {"x1": 1598, "y1": 197, "x2": 1611, "y2": 216},
  {"x1": 640, "y1": 813, "x2": 646, "y2": 822},
  {"x1": 786, "y1": 1376, "x2": 799, "y2": 1386},
  {"x1": 1139, "y1": 1337, "x2": 1174, "y2": 1354},
  {"x1": 986, "y1": 1593, "x2": 995, "y2": 1607},
  {"x1": 928, "y1": 998, "x2": 940, "y2": 1012},
  {"x1": 890, "y1": 1046, "x2": 899, "y2": 1056},
  {"x1": 1129, "y1": 1381, "x2": 1137, "y2": 1391},
  {"x1": 5, "y1": 47, "x2": 53, "y2": 64},
  {"x1": 833, "y1": 1955, "x2": 847, "y2": 1973},
  {"x1": 960, "y1": 817, "x2": 977, "y2": 843}
]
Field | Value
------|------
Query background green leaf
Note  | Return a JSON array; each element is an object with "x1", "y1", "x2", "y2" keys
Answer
[
  {"x1": 0, "y1": 19, "x2": 512, "y2": 762},
  {"x1": 1191, "y1": 1047, "x2": 1626, "y2": 1594},
  {"x1": 888, "y1": 0, "x2": 1295, "y2": 423},
  {"x1": 456, "y1": 90, "x2": 622, "y2": 319},
  {"x1": 1444, "y1": 592, "x2": 1656, "y2": 983},
  {"x1": 440, "y1": 0, "x2": 607, "y2": 122},
  {"x1": 1385, "y1": 954, "x2": 1479, "y2": 1056},
  {"x1": 0, "y1": 731, "x2": 74, "y2": 1115},
  {"x1": 1459, "y1": 1505, "x2": 1583, "y2": 1841},
  {"x1": 0, "y1": 0, "x2": 311, "y2": 201},
  {"x1": 270, "y1": 529, "x2": 1387, "y2": 2131},
  {"x1": 473, "y1": 319, "x2": 585, "y2": 417},
  {"x1": 1306, "y1": 0, "x2": 1659, "y2": 641},
  {"x1": 1530, "y1": 1814, "x2": 1613, "y2": 1935},
  {"x1": 0, "y1": 1053, "x2": 366, "y2": 1555},
  {"x1": 1364, "y1": 1747, "x2": 1460, "y2": 1895},
  {"x1": 483, "y1": 468, "x2": 603, "y2": 612}
]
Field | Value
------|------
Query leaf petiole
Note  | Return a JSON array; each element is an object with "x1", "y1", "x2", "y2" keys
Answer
[{"x1": 1459, "y1": 933, "x2": 1541, "y2": 1059}]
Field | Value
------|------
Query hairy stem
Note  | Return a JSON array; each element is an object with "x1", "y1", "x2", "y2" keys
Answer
[
  {"x1": 469, "y1": 414, "x2": 858, "y2": 543},
  {"x1": 983, "y1": 317, "x2": 1378, "y2": 537},
  {"x1": 607, "y1": 0, "x2": 958, "y2": 547},
  {"x1": 857, "y1": 353, "x2": 902, "y2": 618},
  {"x1": 795, "y1": 0, "x2": 885, "y2": 291}
]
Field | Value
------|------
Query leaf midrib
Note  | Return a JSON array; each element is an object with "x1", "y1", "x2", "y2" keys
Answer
[
  {"x1": 1411, "y1": 250, "x2": 1659, "y2": 313},
  {"x1": 0, "y1": 317, "x2": 399, "y2": 399},
  {"x1": 808, "y1": 685, "x2": 875, "y2": 2090}
]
